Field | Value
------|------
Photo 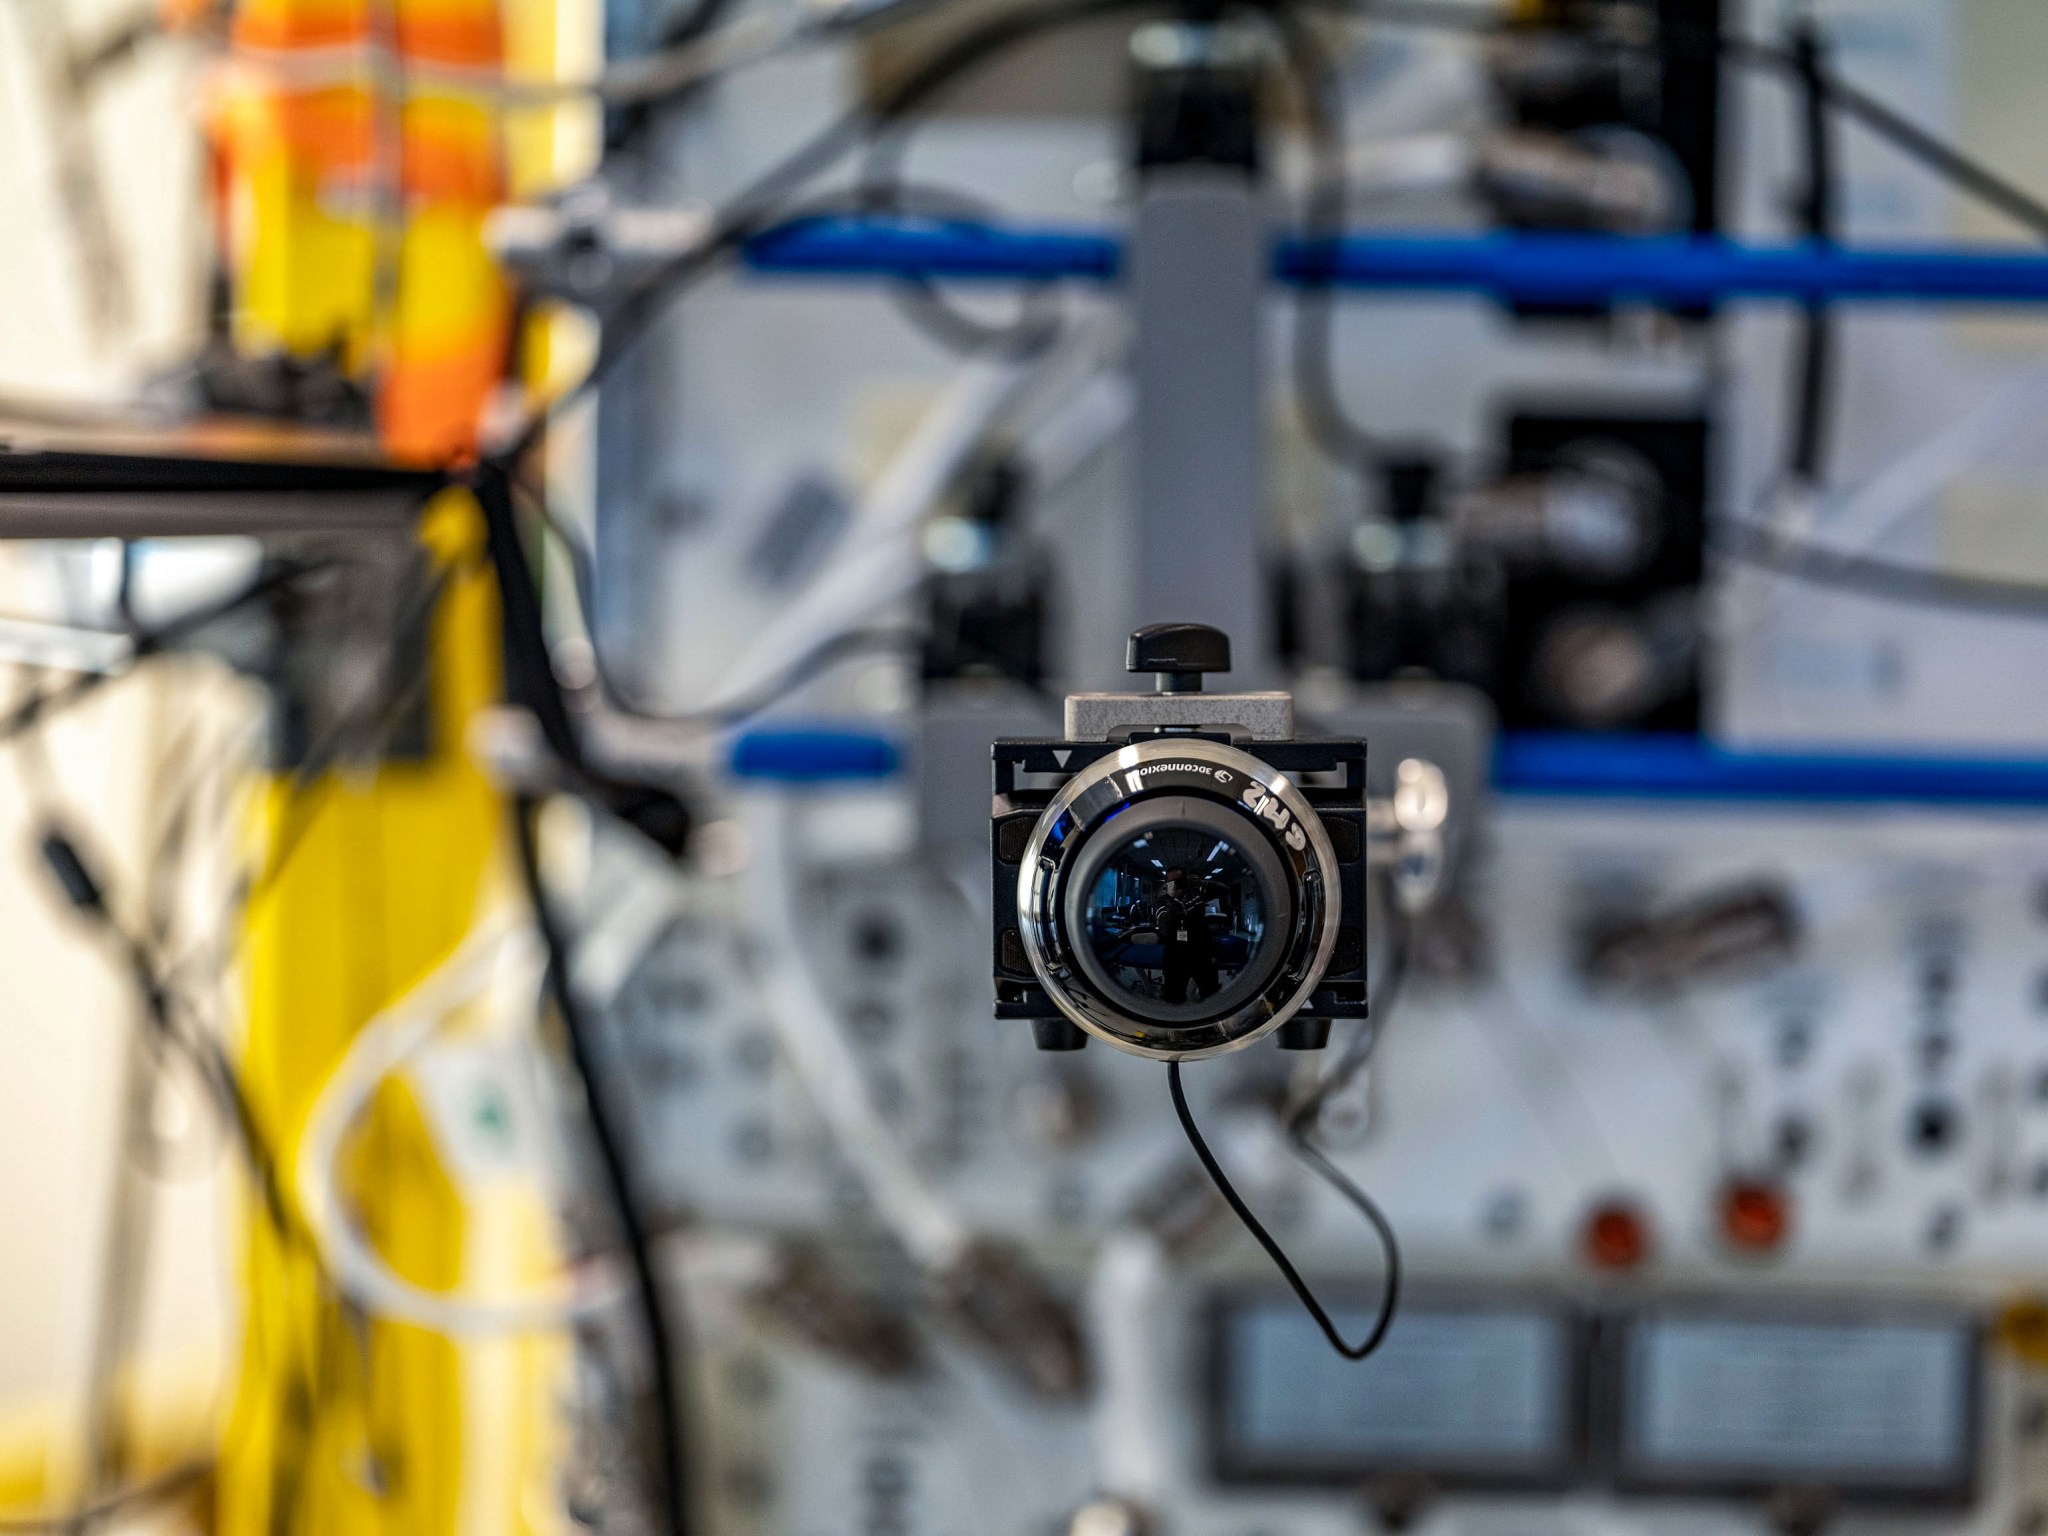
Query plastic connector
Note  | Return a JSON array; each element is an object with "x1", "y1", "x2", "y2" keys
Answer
[{"x1": 39, "y1": 829, "x2": 106, "y2": 917}]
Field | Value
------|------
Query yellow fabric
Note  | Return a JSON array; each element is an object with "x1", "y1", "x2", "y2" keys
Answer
[{"x1": 218, "y1": 493, "x2": 561, "y2": 1536}]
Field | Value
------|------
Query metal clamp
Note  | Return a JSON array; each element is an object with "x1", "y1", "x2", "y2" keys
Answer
[
  {"x1": 486, "y1": 183, "x2": 712, "y2": 302},
  {"x1": 1367, "y1": 757, "x2": 1451, "y2": 913}
]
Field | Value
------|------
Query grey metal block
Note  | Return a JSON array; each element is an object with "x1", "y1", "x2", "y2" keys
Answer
[{"x1": 1063, "y1": 688, "x2": 1293, "y2": 741}]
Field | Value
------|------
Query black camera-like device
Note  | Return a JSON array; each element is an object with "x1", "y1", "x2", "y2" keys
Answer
[{"x1": 991, "y1": 623, "x2": 1369, "y2": 1061}]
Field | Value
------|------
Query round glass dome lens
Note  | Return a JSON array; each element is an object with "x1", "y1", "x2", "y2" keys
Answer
[{"x1": 1078, "y1": 825, "x2": 1271, "y2": 1010}]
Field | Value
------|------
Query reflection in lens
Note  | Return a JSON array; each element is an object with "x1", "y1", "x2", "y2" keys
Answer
[{"x1": 1080, "y1": 825, "x2": 1269, "y2": 1009}]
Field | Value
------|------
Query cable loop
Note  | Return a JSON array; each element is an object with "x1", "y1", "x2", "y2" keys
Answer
[{"x1": 1167, "y1": 1059, "x2": 1400, "y2": 1361}]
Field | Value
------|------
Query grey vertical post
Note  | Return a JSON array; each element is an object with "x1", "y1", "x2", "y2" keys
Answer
[{"x1": 1126, "y1": 23, "x2": 1272, "y2": 684}]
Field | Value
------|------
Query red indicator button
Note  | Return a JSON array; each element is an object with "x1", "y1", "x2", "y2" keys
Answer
[
  {"x1": 1720, "y1": 1178, "x2": 1793, "y2": 1254},
  {"x1": 1582, "y1": 1198, "x2": 1653, "y2": 1271}
]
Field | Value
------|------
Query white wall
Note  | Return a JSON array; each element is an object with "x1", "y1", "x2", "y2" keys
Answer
[{"x1": 0, "y1": 0, "x2": 231, "y2": 1479}]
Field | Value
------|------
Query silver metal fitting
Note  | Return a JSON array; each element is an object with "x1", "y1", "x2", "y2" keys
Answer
[
  {"x1": 1368, "y1": 757, "x2": 1452, "y2": 913},
  {"x1": 486, "y1": 186, "x2": 712, "y2": 301}
]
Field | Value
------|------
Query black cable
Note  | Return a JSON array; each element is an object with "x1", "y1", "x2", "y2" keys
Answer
[
  {"x1": 27, "y1": 801, "x2": 312, "y2": 1532},
  {"x1": 478, "y1": 463, "x2": 586, "y2": 770},
  {"x1": 660, "y1": 0, "x2": 739, "y2": 54},
  {"x1": 1715, "y1": 31, "x2": 2048, "y2": 245},
  {"x1": 9, "y1": 647, "x2": 311, "y2": 1261},
  {"x1": 492, "y1": 0, "x2": 1170, "y2": 470},
  {"x1": 518, "y1": 0, "x2": 2048, "y2": 474},
  {"x1": 476, "y1": 462, "x2": 692, "y2": 855},
  {"x1": 0, "y1": 559, "x2": 333, "y2": 749},
  {"x1": 699, "y1": 626, "x2": 921, "y2": 721},
  {"x1": 1167, "y1": 1060, "x2": 1400, "y2": 1361},
  {"x1": 1786, "y1": 19, "x2": 1836, "y2": 488},
  {"x1": 1277, "y1": 2, "x2": 2048, "y2": 493},
  {"x1": 604, "y1": 0, "x2": 740, "y2": 152},
  {"x1": 856, "y1": 158, "x2": 1067, "y2": 358},
  {"x1": 482, "y1": 0, "x2": 2048, "y2": 483},
  {"x1": 508, "y1": 471, "x2": 930, "y2": 726},
  {"x1": 1368, "y1": 2, "x2": 2048, "y2": 245},
  {"x1": 513, "y1": 796, "x2": 690, "y2": 1536},
  {"x1": 1271, "y1": 5, "x2": 1386, "y2": 489},
  {"x1": 1286, "y1": 896, "x2": 1409, "y2": 1137},
  {"x1": 1713, "y1": 517, "x2": 2048, "y2": 617},
  {"x1": 498, "y1": 0, "x2": 2048, "y2": 630},
  {"x1": 0, "y1": 1460, "x2": 209, "y2": 1534},
  {"x1": 536, "y1": 525, "x2": 1051, "y2": 718},
  {"x1": 3, "y1": 566, "x2": 350, "y2": 1240},
  {"x1": 484, "y1": 458, "x2": 697, "y2": 1533},
  {"x1": 36, "y1": 825, "x2": 299, "y2": 1241},
  {"x1": 519, "y1": 456, "x2": 1059, "y2": 719},
  {"x1": 505, "y1": 473, "x2": 678, "y2": 723},
  {"x1": 14, "y1": 656, "x2": 296, "y2": 1235},
  {"x1": 31, "y1": 787, "x2": 326, "y2": 1536},
  {"x1": 1292, "y1": 1, "x2": 2048, "y2": 618}
]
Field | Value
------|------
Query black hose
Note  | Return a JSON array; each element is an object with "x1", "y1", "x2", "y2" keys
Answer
[
  {"x1": 1271, "y1": 5, "x2": 1386, "y2": 487},
  {"x1": 604, "y1": 0, "x2": 740, "y2": 152},
  {"x1": 513, "y1": 799, "x2": 692, "y2": 1536},
  {"x1": 1168, "y1": 1060, "x2": 1399, "y2": 1361},
  {"x1": 1787, "y1": 21, "x2": 1837, "y2": 487},
  {"x1": 491, "y1": 0, "x2": 1171, "y2": 469}
]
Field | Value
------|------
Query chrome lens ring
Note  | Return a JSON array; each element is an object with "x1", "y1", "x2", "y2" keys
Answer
[{"x1": 1015, "y1": 737, "x2": 1341, "y2": 1061}]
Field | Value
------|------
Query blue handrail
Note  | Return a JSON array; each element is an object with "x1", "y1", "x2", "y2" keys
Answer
[
  {"x1": 725, "y1": 723, "x2": 2048, "y2": 805},
  {"x1": 1495, "y1": 733, "x2": 2048, "y2": 806},
  {"x1": 742, "y1": 216, "x2": 2048, "y2": 307},
  {"x1": 728, "y1": 727, "x2": 902, "y2": 783}
]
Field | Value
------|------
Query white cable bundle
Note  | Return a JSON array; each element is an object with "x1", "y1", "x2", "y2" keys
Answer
[
  {"x1": 742, "y1": 794, "x2": 971, "y2": 1272},
  {"x1": 296, "y1": 918, "x2": 628, "y2": 1336},
  {"x1": 1086, "y1": 1230, "x2": 1172, "y2": 1505},
  {"x1": 700, "y1": 317, "x2": 1119, "y2": 719}
]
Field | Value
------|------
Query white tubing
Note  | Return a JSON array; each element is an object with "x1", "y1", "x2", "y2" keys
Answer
[
  {"x1": 1814, "y1": 357, "x2": 2048, "y2": 556},
  {"x1": 0, "y1": 616, "x2": 130, "y2": 675},
  {"x1": 703, "y1": 321, "x2": 1116, "y2": 717},
  {"x1": 1344, "y1": 131, "x2": 1474, "y2": 197},
  {"x1": 741, "y1": 794, "x2": 970, "y2": 1271},
  {"x1": 296, "y1": 919, "x2": 628, "y2": 1336},
  {"x1": 1086, "y1": 1230, "x2": 1173, "y2": 1506},
  {"x1": 231, "y1": 9, "x2": 805, "y2": 108},
  {"x1": 1721, "y1": 359, "x2": 2048, "y2": 643},
  {"x1": 696, "y1": 357, "x2": 1035, "y2": 716}
]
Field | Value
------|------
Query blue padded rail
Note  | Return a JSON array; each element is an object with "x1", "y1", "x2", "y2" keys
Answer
[
  {"x1": 742, "y1": 217, "x2": 2048, "y2": 308},
  {"x1": 1495, "y1": 733, "x2": 2048, "y2": 807},
  {"x1": 728, "y1": 728, "x2": 902, "y2": 783}
]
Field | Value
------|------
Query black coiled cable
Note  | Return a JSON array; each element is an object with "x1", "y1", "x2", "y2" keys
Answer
[{"x1": 1167, "y1": 1059, "x2": 1400, "y2": 1361}]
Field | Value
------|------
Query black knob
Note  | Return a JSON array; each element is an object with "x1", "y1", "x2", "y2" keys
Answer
[
  {"x1": 1030, "y1": 1016, "x2": 1089, "y2": 1052},
  {"x1": 1127, "y1": 622, "x2": 1231, "y2": 693},
  {"x1": 1276, "y1": 1016, "x2": 1332, "y2": 1051}
]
